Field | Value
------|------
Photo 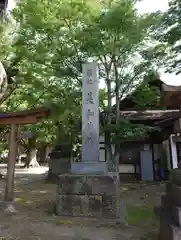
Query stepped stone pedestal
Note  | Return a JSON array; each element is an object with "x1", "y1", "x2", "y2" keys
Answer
[
  {"x1": 159, "y1": 169, "x2": 181, "y2": 239},
  {"x1": 56, "y1": 173, "x2": 124, "y2": 222}
]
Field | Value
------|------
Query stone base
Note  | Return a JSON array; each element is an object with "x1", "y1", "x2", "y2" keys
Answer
[
  {"x1": 0, "y1": 201, "x2": 17, "y2": 213},
  {"x1": 159, "y1": 169, "x2": 181, "y2": 240},
  {"x1": 71, "y1": 162, "x2": 107, "y2": 174},
  {"x1": 56, "y1": 174, "x2": 124, "y2": 223}
]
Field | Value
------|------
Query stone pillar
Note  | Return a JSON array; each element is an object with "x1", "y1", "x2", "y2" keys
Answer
[
  {"x1": 56, "y1": 62, "x2": 124, "y2": 223},
  {"x1": 71, "y1": 62, "x2": 107, "y2": 174},
  {"x1": 159, "y1": 169, "x2": 181, "y2": 239}
]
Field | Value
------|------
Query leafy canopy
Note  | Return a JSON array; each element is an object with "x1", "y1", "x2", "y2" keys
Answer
[
  {"x1": 153, "y1": 0, "x2": 181, "y2": 74},
  {"x1": 0, "y1": 0, "x2": 162, "y2": 151}
]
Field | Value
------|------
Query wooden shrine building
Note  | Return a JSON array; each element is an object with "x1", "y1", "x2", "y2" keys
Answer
[{"x1": 100, "y1": 79, "x2": 181, "y2": 181}]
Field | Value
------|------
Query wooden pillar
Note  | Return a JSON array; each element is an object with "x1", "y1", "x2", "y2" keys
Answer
[{"x1": 5, "y1": 124, "x2": 17, "y2": 201}]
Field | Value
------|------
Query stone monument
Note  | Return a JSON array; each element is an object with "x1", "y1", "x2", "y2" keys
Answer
[
  {"x1": 71, "y1": 62, "x2": 107, "y2": 174},
  {"x1": 56, "y1": 62, "x2": 123, "y2": 222}
]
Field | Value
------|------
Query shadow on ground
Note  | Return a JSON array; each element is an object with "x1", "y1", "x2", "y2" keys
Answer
[{"x1": 0, "y1": 168, "x2": 165, "y2": 240}]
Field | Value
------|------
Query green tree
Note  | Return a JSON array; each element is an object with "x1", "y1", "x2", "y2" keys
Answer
[
  {"x1": 153, "y1": 0, "x2": 181, "y2": 74},
  {"x1": 76, "y1": 0, "x2": 161, "y2": 171},
  {"x1": 0, "y1": 19, "x2": 18, "y2": 105},
  {"x1": 9, "y1": 0, "x2": 161, "y2": 171}
]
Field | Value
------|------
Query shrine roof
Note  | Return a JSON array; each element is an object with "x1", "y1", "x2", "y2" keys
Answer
[
  {"x1": 101, "y1": 109, "x2": 181, "y2": 143},
  {"x1": 101, "y1": 109, "x2": 181, "y2": 127},
  {"x1": 118, "y1": 109, "x2": 181, "y2": 122}
]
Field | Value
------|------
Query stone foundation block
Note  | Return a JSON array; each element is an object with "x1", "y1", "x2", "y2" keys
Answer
[
  {"x1": 56, "y1": 174, "x2": 123, "y2": 221},
  {"x1": 56, "y1": 194, "x2": 117, "y2": 217},
  {"x1": 57, "y1": 175, "x2": 117, "y2": 195}
]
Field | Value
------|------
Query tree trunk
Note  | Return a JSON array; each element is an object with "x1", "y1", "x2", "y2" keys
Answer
[
  {"x1": 24, "y1": 137, "x2": 39, "y2": 168},
  {"x1": 113, "y1": 56, "x2": 121, "y2": 173},
  {"x1": 105, "y1": 70, "x2": 113, "y2": 172},
  {"x1": 105, "y1": 131, "x2": 113, "y2": 171},
  {"x1": 28, "y1": 149, "x2": 39, "y2": 167},
  {"x1": 4, "y1": 124, "x2": 17, "y2": 201},
  {"x1": 38, "y1": 145, "x2": 47, "y2": 164}
]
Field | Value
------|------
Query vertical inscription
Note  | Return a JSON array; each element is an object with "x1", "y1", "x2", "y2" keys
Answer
[{"x1": 82, "y1": 63, "x2": 99, "y2": 162}]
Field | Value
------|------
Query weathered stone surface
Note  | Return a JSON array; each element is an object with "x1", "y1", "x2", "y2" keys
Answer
[
  {"x1": 71, "y1": 162, "x2": 108, "y2": 175},
  {"x1": 86, "y1": 176, "x2": 117, "y2": 195},
  {"x1": 57, "y1": 175, "x2": 117, "y2": 195},
  {"x1": 56, "y1": 174, "x2": 121, "y2": 220},
  {"x1": 102, "y1": 195, "x2": 117, "y2": 217},
  {"x1": 56, "y1": 195, "x2": 86, "y2": 216},
  {"x1": 56, "y1": 194, "x2": 117, "y2": 218},
  {"x1": 57, "y1": 175, "x2": 86, "y2": 194}
]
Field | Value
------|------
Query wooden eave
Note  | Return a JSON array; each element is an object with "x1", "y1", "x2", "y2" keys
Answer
[
  {"x1": 101, "y1": 109, "x2": 181, "y2": 143},
  {"x1": 0, "y1": 107, "x2": 50, "y2": 125},
  {"x1": 101, "y1": 109, "x2": 181, "y2": 125}
]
